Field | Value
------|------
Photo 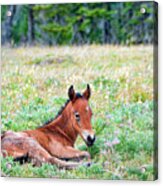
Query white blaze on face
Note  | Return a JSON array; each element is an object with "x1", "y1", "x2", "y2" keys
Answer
[{"x1": 86, "y1": 106, "x2": 89, "y2": 112}]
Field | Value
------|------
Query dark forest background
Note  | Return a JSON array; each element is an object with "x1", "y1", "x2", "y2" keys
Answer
[{"x1": 1, "y1": 2, "x2": 157, "y2": 46}]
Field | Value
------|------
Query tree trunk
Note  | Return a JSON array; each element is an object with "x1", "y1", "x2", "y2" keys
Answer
[
  {"x1": 4, "y1": 5, "x2": 16, "y2": 44},
  {"x1": 103, "y1": 3, "x2": 111, "y2": 44},
  {"x1": 28, "y1": 5, "x2": 34, "y2": 45}
]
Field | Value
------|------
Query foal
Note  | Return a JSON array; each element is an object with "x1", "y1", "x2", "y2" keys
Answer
[{"x1": 1, "y1": 85, "x2": 96, "y2": 169}]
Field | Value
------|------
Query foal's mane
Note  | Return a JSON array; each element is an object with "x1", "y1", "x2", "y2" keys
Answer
[{"x1": 42, "y1": 93, "x2": 83, "y2": 126}]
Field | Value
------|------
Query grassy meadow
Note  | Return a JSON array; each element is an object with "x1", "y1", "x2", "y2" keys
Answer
[{"x1": 1, "y1": 45, "x2": 154, "y2": 180}]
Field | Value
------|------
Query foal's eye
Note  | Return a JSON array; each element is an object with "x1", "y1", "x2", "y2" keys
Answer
[{"x1": 74, "y1": 112, "x2": 80, "y2": 122}]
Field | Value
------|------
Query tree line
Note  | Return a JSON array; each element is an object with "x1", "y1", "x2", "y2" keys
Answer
[{"x1": 1, "y1": 2, "x2": 157, "y2": 46}]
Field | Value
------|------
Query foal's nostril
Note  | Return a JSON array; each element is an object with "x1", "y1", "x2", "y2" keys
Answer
[
  {"x1": 87, "y1": 135, "x2": 92, "y2": 142},
  {"x1": 87, "y1": 135, "x2": 96, "y2": 143}
]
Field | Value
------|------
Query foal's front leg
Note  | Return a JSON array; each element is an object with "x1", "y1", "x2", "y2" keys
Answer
[
  {"x1": 49, "y1": 142, "x2": 90, "y2": 161},
  {"x1": 61, "y1": 146, "x2": 91, "y2": 162}
]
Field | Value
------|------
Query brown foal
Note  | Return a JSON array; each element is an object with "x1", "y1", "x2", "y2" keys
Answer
[{"x1": 1, "y1": 85, "x2": 96, "y2": 169}]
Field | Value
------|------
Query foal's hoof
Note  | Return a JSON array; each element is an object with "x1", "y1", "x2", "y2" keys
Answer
[{"x1": 82, "y1": 161, "x2": 92, "y2": 167}]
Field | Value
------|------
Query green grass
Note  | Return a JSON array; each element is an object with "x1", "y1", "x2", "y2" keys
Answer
[{"x1": 1, "y1": 45, "x2": 154, "y2": 180}]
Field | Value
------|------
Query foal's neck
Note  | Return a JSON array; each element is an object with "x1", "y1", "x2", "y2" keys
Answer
[{"x1": 44, "y1": 102, "x2": 78, "y2": 146}]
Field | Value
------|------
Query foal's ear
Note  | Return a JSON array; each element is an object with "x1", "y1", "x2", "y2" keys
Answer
[
  {"x1": 68, "y1": 85, "x2": 76, "y2": 101},
  {"x1": 83, "y1": 84, "x2": 91, "y2": 100}
]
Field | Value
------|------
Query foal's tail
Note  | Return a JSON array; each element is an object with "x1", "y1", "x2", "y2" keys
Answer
[
  {"x1": 1, "y1": 131, "x2": 6, "y2": 140},
  {"x1": 14, "y1": 153, "x2": 30, "y2": 164}
]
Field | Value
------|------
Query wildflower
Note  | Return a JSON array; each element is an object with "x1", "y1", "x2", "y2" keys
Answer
[
  {"x1": 6, "y1": 163, "x2": 12, "y2": 170},
  {"x1": 112, "y1": 137, "x2": 120, "y2": 145},
  {"x1": 114, "y1": 130, "x2": 120, "y2": 135},
  {"x1": 105, "y1": 114, "x2": 112, "y2": 119},
  {"x1": 119, "y1": 123, "x2": 124, "y2": 128},
  {"x1": 106, "y1": 141, "x2": 112, "y2": 147}
]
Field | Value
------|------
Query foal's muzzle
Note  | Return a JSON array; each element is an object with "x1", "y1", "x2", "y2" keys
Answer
[
  {"x1": 82, "y1": 131, "x2": 96, "y2": 147},
  {"x1": 86, "y1": 135, "x2": 96, "y2": 147}
]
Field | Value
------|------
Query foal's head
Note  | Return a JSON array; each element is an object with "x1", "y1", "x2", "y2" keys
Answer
[{"x1": 68, "y1": 84, "x2": 96, "y2": 147}]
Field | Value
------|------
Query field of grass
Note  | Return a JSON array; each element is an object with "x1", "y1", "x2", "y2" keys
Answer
[{"x1": 1, "y1": 45, "x2": 154, "y2": 180}]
